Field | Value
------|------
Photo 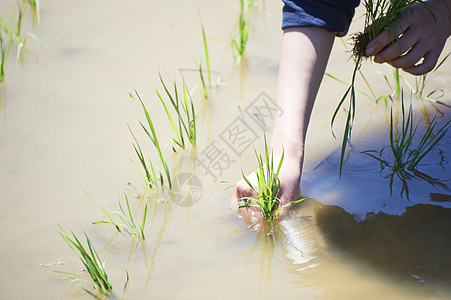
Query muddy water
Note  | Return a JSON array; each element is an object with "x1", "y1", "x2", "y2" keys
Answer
[{"x1": 0, "y1": 0, "x2": 450, "y2": 299}]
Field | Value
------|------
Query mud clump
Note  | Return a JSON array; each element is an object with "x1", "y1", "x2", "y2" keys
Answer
[{"x1": 351, "y1": 31, "x2": 372, "y2": 60}]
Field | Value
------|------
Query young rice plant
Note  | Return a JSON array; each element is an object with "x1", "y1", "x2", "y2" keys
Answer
[
  {"x1": 57, "y1": 227, "x2": 113, "y2": 296},
  {"x1": 232, "y1": 0, "x2": 252, "y2": 65},
  {"x1": 132, "y1": 89, "x2": 172, "y2": 190},
  {"x1": 237, "y1": 136, "x2": 304, "y2": 221},
  {"x1": 88, "y1": 190, "x2": 148, "y2": 240},
  {"x1": 156, "y1": 72, "x2": 197, "y2": 150}
]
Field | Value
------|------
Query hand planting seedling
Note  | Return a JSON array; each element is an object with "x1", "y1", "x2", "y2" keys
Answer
[{"x1": 234, "y1": 136, "x2": 304, "y2": 221}]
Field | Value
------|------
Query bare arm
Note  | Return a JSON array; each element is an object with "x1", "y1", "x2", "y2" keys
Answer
[
  {"x1": 231, "y1": 27, "x2": 334, "y2": 223},
  {"x1": 269, "y1": 27, "x2": 334, "y2": 216},
  {"x1": 366, "y1": 0, "x2": 451, "y2": 75}
]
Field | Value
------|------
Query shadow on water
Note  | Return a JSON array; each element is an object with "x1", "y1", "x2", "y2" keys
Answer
[
  {"x1": 283, "y1": 198, "x2": 451, "y2": 297},
  {"x1": 285, "y1": 108, "x2": 451, "y2": 296}
]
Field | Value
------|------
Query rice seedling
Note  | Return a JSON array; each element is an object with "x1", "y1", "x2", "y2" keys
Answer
[
  {"x1": 231, "y1": 0, "x2": 253, "y2": 65},
  {"x1": 362, "y1": 96, "x2": 450, "y2": 198},
  {"x1": 133, "y1": 89, "x2": 172, "y2": 189},
  {"x1": 332, "y1": 0, "x2": 431, "y2": 176},
  {"x1": 129, "y1": 124, "x2": 165, "y2": 192},
  {"x1": 0, "y1": 31, "x2": 6, "y2": 83},
  {"x1": 57, "y1": 226, "x2": 113, "y2": 296},
  {"x1": 23, "y1": 0, "x2": 40, "y2": 25},
  {"x1": 88, "y1": 190, "x2": 148, "y2": 240},
  {"x1": 0, "y1": 17, "x2": 12, "y2": 83},
  {"x1": 198, "y1": 19, "x2": 211, "y2": 99},
  {"x1": 326, "y1": 39, "x2": 387, "y2": 104},
  {"x1": 0, "y1": 5, "x2": 48, "y2": 84},
  {"x1": 236, "y1": 136, "x2": 304, "y2": 221},
  {"x1": 330, "y1": 56, "x2": 360, "y2": 177},
  {"x1": 156, "y1": 72, "x2": 197, "y2": 150}
]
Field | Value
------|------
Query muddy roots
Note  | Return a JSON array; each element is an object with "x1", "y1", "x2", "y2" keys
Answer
[{"x1": 351, "y1": 31, "x2": 371, "y2": 60}]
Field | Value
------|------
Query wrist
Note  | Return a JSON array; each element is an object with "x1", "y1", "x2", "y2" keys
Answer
[{"x1": 269, "y1": 138, "x2": 304, "y2": 167}]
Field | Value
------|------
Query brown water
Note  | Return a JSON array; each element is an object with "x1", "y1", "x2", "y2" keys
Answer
[{"x1": 1, "y1": 0, "x2": 450, "y2": 299}]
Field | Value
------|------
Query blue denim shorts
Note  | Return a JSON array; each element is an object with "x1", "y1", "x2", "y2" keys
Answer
[{"x1": 282, "y1": 0, "x2": 360, "y2": 37}]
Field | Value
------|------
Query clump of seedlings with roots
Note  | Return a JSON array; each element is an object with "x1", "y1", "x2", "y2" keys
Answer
[
  {"x1": 236, "y1": 136, "x2": 304, "y2": 221},
  {"x1": 351, "y1": 0, "x2": 430, "y2": 60},
  {"x1": 332, "y1": 0, "x2": 431, "y2": 176}
]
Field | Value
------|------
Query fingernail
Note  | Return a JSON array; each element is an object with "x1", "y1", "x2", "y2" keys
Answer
[{"x1": 366, "y1": 47, "x2": 375, "y2": 56}]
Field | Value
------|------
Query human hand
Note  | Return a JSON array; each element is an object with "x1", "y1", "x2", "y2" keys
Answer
[
  {"x1": 230, "y1": 153, "x2": 302, "y2": 226},
  {"x1": 366, "y1": 0, "x2": 451, "y2": 75}
]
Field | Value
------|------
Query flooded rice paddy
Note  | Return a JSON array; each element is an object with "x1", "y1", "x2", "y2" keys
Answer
[{"x1": 0, "y1": 0, "x2": 450, "y2": 299}]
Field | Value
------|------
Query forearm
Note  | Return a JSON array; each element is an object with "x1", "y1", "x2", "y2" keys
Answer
[{"x1": 270, "y1": 27, "x2": 334, "y2": 164}]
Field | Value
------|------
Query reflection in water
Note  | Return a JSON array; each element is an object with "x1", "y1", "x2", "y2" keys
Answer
[
  {"x1": 1, "y1": 82, "x2": 5, "y2": 115},
  {"x1": 304, "y1": 132, "x2": 451, "y2": 217},
  {"x1": 380, "y1": 168, "x2": 450, "y2": 200},
  {"x1": 95, "y1": 187, "x2": 174, "y2": 289},
  {"x1": 239, "y1": 222, "x2": 285, "y2": 298}
]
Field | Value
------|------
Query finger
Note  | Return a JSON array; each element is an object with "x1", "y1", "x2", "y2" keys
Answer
[
  {"x1": 230, "y1": 183, "x2": 257, "y2": 210},
  {"x1": 366, "y1": 15, "x2": 411, "y2": 56},
  {"x1": 230, "y1": 187, "x2": 241, "y2": 210},
  {"x1": 373, "y1": 26, "x2": 419, "y2": 63},
  {"x1": 238, "y1": 206, "x2": 262, "y2": 226},
  {"x1": 402, "y1": 50, "x2": 439, "y2": 75},
  {"x1": 387, "y1": 42, "x2": 427, "y2": 69}
]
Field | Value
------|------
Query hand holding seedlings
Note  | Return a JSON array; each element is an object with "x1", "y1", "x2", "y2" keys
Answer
[
  {"x1": 366, "y1": 0, "x2": 451, "y2": 75},
  {"x1": 231, "y1": 138, "x2": 305, "y2": 224}
]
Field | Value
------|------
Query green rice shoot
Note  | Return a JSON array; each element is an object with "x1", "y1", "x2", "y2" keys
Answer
[
  {"x1": 57, "y1": 227, "x2": 113, "y2": 295},
  {"x1": 156, "y1": 72, "x2": 197, "y2": 150},
  {"x1": 199, "y1": 20, "x2": 211, "y2": 99},
  {"x1": 129, "y1": 124, "x2": 164, "y2": 192},
  {"x1": 23, "y1": 0, "x2": 40, "y2": 25},
  {"x1": 134, "y1": 89, "x2": 172, "y2": 189},
  {"x1": 237, "y1": 136, "x2": 304, "y2": 221},
  {"x1": 232, "y1": 0, "x2": 252, "y2": 65},
  {"x1": 89, "y1": 191, "x2": 148, "y2": 240}
]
